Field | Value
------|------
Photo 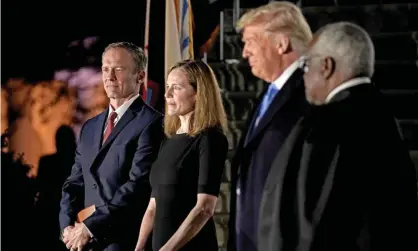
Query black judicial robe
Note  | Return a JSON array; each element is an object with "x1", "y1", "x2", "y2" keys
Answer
[{"x1": 258, "y1": 84, "x2": 418, "y2": 251}]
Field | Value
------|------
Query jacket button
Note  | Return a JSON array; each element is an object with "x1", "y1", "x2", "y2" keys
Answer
[{"x1": 93, "y1": 184, "x2": 97, "y2": 189}]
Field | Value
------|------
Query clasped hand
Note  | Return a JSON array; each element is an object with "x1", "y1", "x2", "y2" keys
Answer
[{"x1": 62, "y1": 222, "x2": 91, "y2": 250}]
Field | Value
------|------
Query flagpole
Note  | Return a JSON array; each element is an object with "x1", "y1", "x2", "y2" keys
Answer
[
  {"x1": 202, "y1": 52, "x2": 207, "y2": 63},
  {"x1": 143, "y1": 0, "x2": 151, "y2": 103},
  {"x1": 220, "y1": 11, "x2": 224, "y2": 61}
]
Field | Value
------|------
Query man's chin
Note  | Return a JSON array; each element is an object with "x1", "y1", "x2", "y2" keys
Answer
[
  {"x1": 107, "y1": 93, "x2": 120, "y2": 99},
  {"x1": 251, "y1": 68, "x2": 259, "y2": 76},
  {"x1": 251, "y1": 68, "x2": 266, "y2": 81}
]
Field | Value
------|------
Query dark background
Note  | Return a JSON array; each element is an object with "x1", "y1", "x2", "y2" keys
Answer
[{"x1": 1, "y1": 0, "x2": 241, "y2": 84}]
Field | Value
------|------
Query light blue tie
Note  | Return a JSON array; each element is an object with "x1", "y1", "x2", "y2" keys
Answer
[{"x1": 255, "y1": 84, "x2": 279, "y2": 126}]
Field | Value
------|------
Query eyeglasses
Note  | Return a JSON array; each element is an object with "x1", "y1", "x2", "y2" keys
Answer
[
  {"x1": 298, "y1": 56, "x2": 309, "y2": 73},
  {"x1": 298, "y1": 54, "x2": 323, "y2": 73}
]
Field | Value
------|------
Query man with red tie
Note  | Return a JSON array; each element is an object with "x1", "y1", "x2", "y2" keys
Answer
[{"x1": 59, "y1": 42, "x2": 164, "y2": 251}]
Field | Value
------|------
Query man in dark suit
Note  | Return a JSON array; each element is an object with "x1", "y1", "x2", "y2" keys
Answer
[
  {"x1": 228, "y1": 2, "x2": 313, "y2": 251},
  {"x1": 259, "y1": 22, "x2": 418, "y2": 251},
  {"x1": 59, "y1": 42, "x2": 164, "y2": 251}
]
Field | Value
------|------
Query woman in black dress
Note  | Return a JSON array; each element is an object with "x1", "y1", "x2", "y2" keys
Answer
[{"x1": 135, "y1": 60, "x2": 229, "y2": 251}]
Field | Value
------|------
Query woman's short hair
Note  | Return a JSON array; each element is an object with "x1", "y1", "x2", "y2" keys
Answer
[{"x1": 164, "y1": 60, "x2": 228, "y2": 137}]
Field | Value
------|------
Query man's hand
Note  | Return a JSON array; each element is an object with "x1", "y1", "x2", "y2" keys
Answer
[
  {"x1": 62, "y1": 225, "x2": 75, "y2": 245},
  {"x1": 65, "y1": 222, "x2": 92, "y2": 250}
]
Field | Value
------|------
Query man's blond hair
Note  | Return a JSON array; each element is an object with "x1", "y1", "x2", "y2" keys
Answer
[{"x1": 236, "y1": 1, "x2": 312, "y2": 53}]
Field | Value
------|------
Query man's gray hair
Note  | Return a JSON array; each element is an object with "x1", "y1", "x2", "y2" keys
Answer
[
  {"x1": 103, "y1": 42, "x2": 147, "y2": 72},
  {"x1": 311, "y1": 22, "x2": 375, "y2": 78}
]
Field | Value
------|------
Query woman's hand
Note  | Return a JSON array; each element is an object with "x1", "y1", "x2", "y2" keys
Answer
[
  {"x1": 159, "y1": 244, "x2": 174, "y2": 251},
  {"x1": 134, "y1": 240, "x2": 145, "y2": 251},
  {"x1": 135, "y1": 198, "x2": 156, "y2": 251},
  {"x1": 159, "y1": 194, "x2": 218, "y2": 250}
]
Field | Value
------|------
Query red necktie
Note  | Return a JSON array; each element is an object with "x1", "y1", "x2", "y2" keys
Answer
[{"x1": 102, "y1": 112, "x2": 117, "y2": 144}]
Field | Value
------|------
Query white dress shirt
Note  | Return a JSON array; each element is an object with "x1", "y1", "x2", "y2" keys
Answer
[
  {"x1": 103, "y1": 94, "x2": 140, "y2": 135},
  {"x1": 270, "y1": 58, "x2": 300, "y2": 90},
  {"x1": 253, "y1": 59, "x2": 300, "y2": 127},
  {"x1": 325, "y1": 77, "x2": 371, "y2": 103}
]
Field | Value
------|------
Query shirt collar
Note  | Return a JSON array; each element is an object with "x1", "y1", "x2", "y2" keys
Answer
[
  {"x1": 325, "y1": 77, "x2": 371, "y2": 103},
  {"x1": 270, "y1": 59, "x2": 300, "y2": 90},
  {"x1": 108, "y1": 93, "x2": 140, "y2": 120}
]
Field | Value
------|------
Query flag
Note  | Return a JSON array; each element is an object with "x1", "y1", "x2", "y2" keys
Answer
[{"x1": 164, "y1": 0, "x2": 194, "y2": 79}]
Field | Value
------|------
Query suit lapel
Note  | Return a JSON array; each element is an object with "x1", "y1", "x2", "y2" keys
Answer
[
  {"x1": 92, "y1": 109, "x2": 109, "y2": 155},
  {"x1": 100, "y1": 109, "x2": 135, "y2": 149},
  {"x1": 89, "y1": 97, "x2": 144, "y2": 172},
  {"x1": 245, "y1": 70, "x2": 303, "y2": 147},
  {"x1": 244, "y1": 100, "x2": 262, "y2": 146}
]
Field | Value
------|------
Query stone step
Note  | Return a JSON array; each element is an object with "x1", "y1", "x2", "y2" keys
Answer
[
  {"x1": 373, "y1": 32, "x2": 418, "y2": 61},
  {"x1": 225, "y1": 122, "x2": 245, "y2": 151},
  {"x1": 211, "y1": 62, "x2": 265, "y2": 93},
  {"x1": 214, "y1": 214, "x2": 229, "y2": 249},
  {"x1": 222, "y1": 91, "x2": 259, "y2": 121},
  {"x1": 381, "y1": 90, "x2": 418, "y2": 119},
  {"x1": 373, "y1": 61, "x2": 418, "y2": 89}
]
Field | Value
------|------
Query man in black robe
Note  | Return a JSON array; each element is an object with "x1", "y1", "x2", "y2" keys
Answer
[{"x1": 258, "y1": 21, "x2": 418, "y2": 251}]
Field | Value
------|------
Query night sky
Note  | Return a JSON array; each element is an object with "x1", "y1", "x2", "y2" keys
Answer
[{"x1": 2, "y1": 0, "x2": 239, "y2": 85}]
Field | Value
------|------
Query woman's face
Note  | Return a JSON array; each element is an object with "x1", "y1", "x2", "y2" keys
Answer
[{"x1": 164, "y1": 69, "x2": 196, "y2": 117}]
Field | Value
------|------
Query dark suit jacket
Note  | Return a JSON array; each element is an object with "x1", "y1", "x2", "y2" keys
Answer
[
  {"x1": 258, "y1": 84, "x2": 418, "y2": 251},
  {"x1": 59, "y1": 97, "x2": 164, "y2": 251},
  {"x1": 228, "y1": 69, "x2": 308, "y2": 251}
]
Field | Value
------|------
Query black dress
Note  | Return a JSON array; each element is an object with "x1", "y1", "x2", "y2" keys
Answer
[{"x1": 150, "y1": 127, "x2": 228, "y2": 251}]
